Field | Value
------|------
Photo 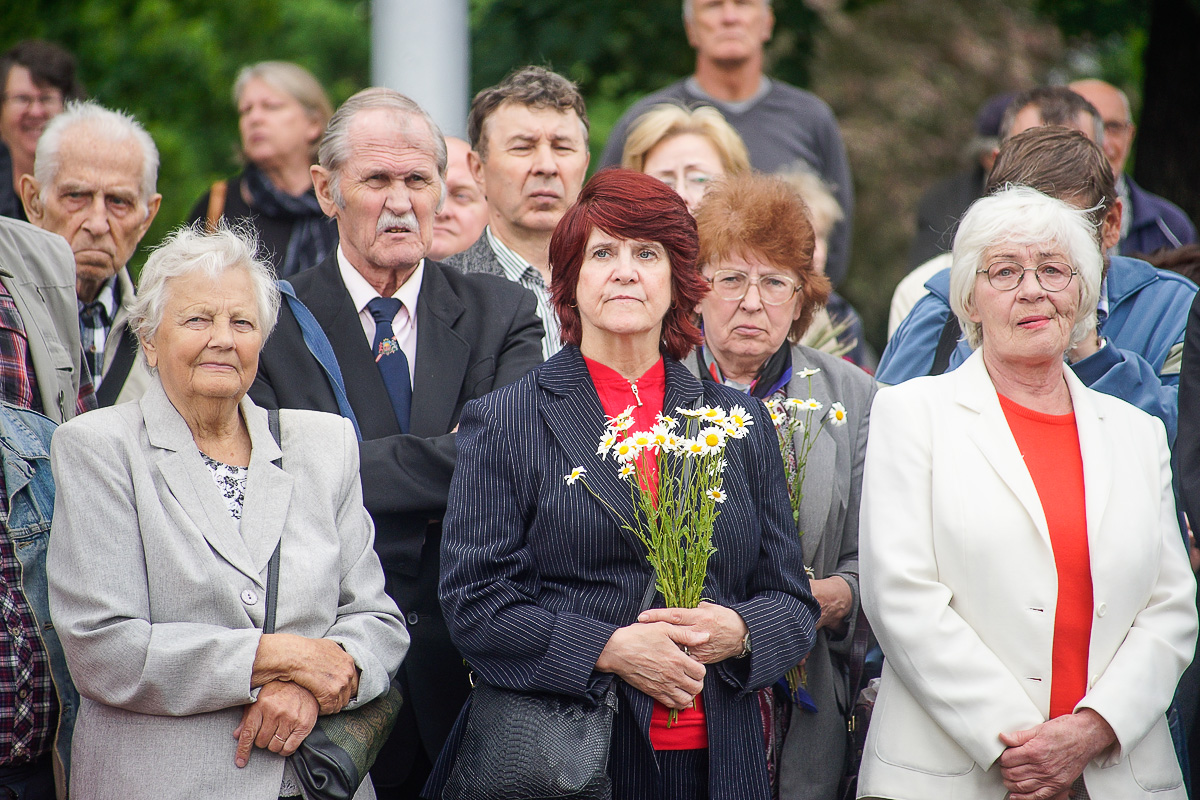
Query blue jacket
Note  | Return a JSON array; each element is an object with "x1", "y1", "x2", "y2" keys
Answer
[
  {"x1": 1122, "y1": 175, "x2": 1197, "y2": 257},
  {"x1": 877, "y1": 256, "x2": 1197, "y2": 443},
  {"x1": 1, "y1": 402, "x2": 76, "y2": 794}
]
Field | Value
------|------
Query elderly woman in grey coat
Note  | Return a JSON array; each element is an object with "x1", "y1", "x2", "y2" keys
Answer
[
  {"x1": 47, "y1": 226, "x2": 409, "y2": 800},
  {"x1": 690, "y1": 173, "x2": 875, "y2": 800}
]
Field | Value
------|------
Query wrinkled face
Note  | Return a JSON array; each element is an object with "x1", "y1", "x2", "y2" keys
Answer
[
  {"x1": 686, "y1": 0, "x2": 774, "y2": 66},
  {"x1": 143, "y1": 268, "x2": 264, "y2": 406},
  {"x1": 1070, "y1": 82, "x2": 1133, "y2": 176},
  {"x1": 968, "y1": 242, "x2": 1081, "y2": 368},
  {"x1": 642, "y1": 133, "x2": 725, "y2": 215},
  {"x1": 699, "y1": 251, "x2": 800, "y2": 368},
  {"x1": 0, "y1": 65, "x2": 64, "y2": 164},
  {"x1": 1008, "y1": 104, "x2": 1098, "y2": 142},
  {"x1": 313, "y1": 109, "x2": 442, "y2": 275},
  {"x1": 575, "y1": 229, "x2": 674, "y2": 347},
  {"x1": 474, "y1": 102, "x2": 589, "y2": 236},
  {"x1": 238, "y1": 77, "x2": 322, "y2": 171},
  {"x1": 430, "y1": 137, "x2": 488, "y2": 260},
  {"x1": 25, "y1": 130, "x2": 160, "y2": 296}
]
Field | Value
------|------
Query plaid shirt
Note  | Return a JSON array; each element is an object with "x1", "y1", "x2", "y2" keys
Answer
[
  {"x1": 0, "y1": 466, "x2": 58, "y2": 766},
  {"x1": 0, "y1": 281, "x2": 97, "y2": 418},
  {"x1": 79, "y1": 279, "x2": 118, "y2": 390}
]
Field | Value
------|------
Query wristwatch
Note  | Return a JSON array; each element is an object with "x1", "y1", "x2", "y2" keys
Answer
[{"x1": 735, "y1": 631, "x2": 752, "y2": 659}]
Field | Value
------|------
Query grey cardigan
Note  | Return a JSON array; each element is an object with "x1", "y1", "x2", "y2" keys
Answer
[{"x1": 47, "y1": 381, "x2": 409, "y2": 799}]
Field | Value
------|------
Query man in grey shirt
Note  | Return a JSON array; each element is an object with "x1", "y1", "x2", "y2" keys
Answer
[{"x1": 600, "y1": 0, "x2": 854, "y2": 286}]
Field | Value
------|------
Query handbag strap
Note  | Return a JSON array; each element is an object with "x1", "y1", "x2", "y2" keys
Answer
[
  {"x1": 846, "y1": 609, "x2": 872, "y2": 704},
  {"x1": 264, "y1": 408, "x2": 283, "y2": 635},
  {"x1": 204, "y1": 180, "x2": 227, "y2": 233},
  {"x1": 930, "y1": 313, "x2": 962, "y2": 376},
  {"x1": 276, "y1": 279, "x2": 363, "y2": 441}
]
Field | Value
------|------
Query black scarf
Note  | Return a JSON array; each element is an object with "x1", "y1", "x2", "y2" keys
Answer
[
  {"x1": 243, "y1": 163, "x2": 338, "y2": 277},
  {"x1": 696, "y1": 339, "x2": 793, "y2": 400}
]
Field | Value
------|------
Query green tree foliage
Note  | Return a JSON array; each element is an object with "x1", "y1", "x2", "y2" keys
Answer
[{"x1": 2, "y1": 0, "x2": 370, "y2": 264}]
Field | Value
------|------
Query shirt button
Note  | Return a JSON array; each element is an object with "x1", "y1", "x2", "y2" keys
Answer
[
  {"x1": 18, "y1": 687, "x2": 28, "y2": 699},
  {"x1": 241, "y1": 589, "x2": 259, "y2": 606},
  {"x1": 407, "y1": 612, "x2": 419, "y2": 626},
  {"x1": 1096, "y1": 602, "x2": 1107, "y2": 617}
]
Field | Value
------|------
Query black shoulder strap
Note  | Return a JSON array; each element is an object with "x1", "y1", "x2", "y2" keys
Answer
[
  {"x1": 930, "y1": 313, "x2": 962, "y2": 376},
  {"x1": 263, "y1": 409, "x2": 283, "y2": 634},
  {"x1": 95, "y1": 326, "x2": 138, "y2": 407}
]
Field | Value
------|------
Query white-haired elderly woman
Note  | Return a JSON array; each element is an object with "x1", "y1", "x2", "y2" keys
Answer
[
  {"x1": 47, "y1": 225, "x2": 409, "y2": 800},
  {"x1": 858, "y1": 186, "x2": 1197, "y2": 800},
  {"x1": 188, "y1": 61, "x2": 337, "y2": 277}
]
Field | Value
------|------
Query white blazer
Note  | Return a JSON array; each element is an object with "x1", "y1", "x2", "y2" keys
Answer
[
  {"x1": 858, "y1": 349, "x2": 1197, "y2": 799},
  {"x1": 47, "y1": 380, "x2": 410, "y2": 800}
]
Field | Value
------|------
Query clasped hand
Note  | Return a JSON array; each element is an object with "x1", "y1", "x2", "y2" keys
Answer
[
  {"x1": 595, "y1": 602, "x2": 749, "y2": 709},
  {"x1": 998, "y1": 709, "x2": 1116, "y2": 800},
  {"x1": 251, "y1": 633, "x2": 360, "y2": 715}
]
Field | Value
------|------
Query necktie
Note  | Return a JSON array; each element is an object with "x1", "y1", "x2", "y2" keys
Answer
[
  {"x1": 80, "y1": 301, "x2": 110, "y2": 384},
  {"x1": 367, "y1": 297, "x2": 412, "y2": 434}
]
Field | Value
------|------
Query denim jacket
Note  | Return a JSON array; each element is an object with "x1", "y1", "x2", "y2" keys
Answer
[{"x1": 1, "y1": 401, "x2": 76, "y2": 796}]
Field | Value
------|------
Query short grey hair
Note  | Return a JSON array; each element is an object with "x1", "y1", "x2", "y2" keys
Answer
[
  {"x1": 35, "y1": 100, "x2": 159, "y2": 202},
  {"x1": 318, "y1": 87, "x2": 447, "y2": 209},
  {"x1": 683, "y1": 0, "x2": 772, "y2": 21},
  {"x1": 949, "y1": 185, "x2": 1102, "y2": 351},
  {"x1": 131, "y1": 224, "x2": 281, "y2": 370}
]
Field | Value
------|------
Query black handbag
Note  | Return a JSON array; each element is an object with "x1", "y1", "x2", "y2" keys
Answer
[
  {"x1": 263, "y1": 409, "x2": 404, "y2": 800},
  {"x1": 442, "y1": 682, "x2": 619, "y2": 800},
  {"x1": 441, "y1": 579, "x2": 658, "y2": 800}
]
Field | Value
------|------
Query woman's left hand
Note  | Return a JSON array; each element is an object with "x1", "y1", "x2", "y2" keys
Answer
[
  {"x1": 232, "y1": 680, "x2": 320, "y2": 768},
  {"x1": 638, "y1": 601, "x2": 749, "y2": 663},
  {"x1": 998, "y1": 709, "x2": 1116, "y2": 800},
  {"x1": 810, "y1": 576, "x2": 853, "y2": 631}
]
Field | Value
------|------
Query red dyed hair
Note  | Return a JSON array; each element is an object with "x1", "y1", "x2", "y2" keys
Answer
[{"x1": 550, "y1": 168, "x2": 707, "y2": 360}]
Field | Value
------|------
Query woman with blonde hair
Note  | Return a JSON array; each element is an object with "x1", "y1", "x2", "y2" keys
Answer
[{"x1": 622, "y1": 103, "x2": 750, "y2": 214}]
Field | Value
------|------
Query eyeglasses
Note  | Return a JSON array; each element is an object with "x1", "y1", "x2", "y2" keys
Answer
[
  {"x1": 976, "y1": 261, "x2": 1077, "y2": 292},
  {"x1": 1103, "y1": 120, "x2": 1134, "y2": 137},
  {"x1": 707, "y1": 269, "x2": 800, "y2": 305},
  {"x1": 2, "y1": 92, "x2": 64, "y2": 112}
]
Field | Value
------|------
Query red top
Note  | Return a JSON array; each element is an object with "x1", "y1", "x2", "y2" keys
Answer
[
  {"x1": 583, "y1": 355, "x2": 708, "y2": 750},
  {"x1": 999, "y1": 394, "x2": 1093, "y2": 720}
]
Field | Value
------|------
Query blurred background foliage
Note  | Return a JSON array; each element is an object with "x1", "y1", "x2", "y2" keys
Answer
[{"x1": 3, "y1": 0, "x2": 1194, "y2": 352}]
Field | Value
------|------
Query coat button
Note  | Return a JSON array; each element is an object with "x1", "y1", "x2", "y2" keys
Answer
[
  {"x1": 407, "y1": 612, "x2": 419, "y2": 626},
  {"x1": 1096, "y1": 602, "x2": 1107, "y2": 617},
  {"x1": 241, "y1": 589, "x2": 259, "y2": 606}
]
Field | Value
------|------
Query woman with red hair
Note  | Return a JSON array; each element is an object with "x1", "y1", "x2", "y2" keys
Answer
[{"x1": 428, "y1": 168, "x2": 817, "y2": 800}]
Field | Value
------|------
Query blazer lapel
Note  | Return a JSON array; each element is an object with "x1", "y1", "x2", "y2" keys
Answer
[
  {"x1": 955, "y1": 351, "x2": 1052, "y2": 544},
  {"x1": 301, "y1": 256, "x2": 400, "y2": 440},
  {"x1": 237, "y1": 399, "x2": 294, "y2": 578},
  {"x1": 538, "y1": 349, "x2": 642, "y2": 547},
  {"x1": 141, "y1": 383, "x2": 260, "y2": 582},
  {"x1": 1067, "y1": 368, "x2": 1113, "y2": 540},
  {"x1": 410, "y1": 263, "x2": 469, "y2": 437}
]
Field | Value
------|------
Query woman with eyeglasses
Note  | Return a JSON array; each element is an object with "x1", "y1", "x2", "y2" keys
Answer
[
  {"x1": 857, "y1": 186, "x2": 1196, "y2": 800},
  {"x1": 690, "y1": 172, "x2": 876, "y2": 800}
]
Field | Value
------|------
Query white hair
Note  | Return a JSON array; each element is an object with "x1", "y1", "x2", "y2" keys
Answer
[
  {"x1": 35, "y1": 100, "x2": 159, "y2": 203},
  {"x1": 949, "y1": 185, "x2": 1103, "y2": 351},
  {"x1": 131, "y1": 224, "x2": 281, "y2": 370},
  {"x1": 318, "y1": 87, "x2": 447, "y2": 211},
  {"x1": 683, "y1": 0, "x2": 771, "y2": 21}
]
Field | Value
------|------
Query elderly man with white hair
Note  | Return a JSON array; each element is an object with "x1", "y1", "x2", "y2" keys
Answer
[{"x1": 21, "y1": 100, "x2": 159, "y2": 405}]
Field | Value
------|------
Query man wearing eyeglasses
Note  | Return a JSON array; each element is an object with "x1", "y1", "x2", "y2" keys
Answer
[
  {"x1": 879, "y1": 126, "x2": 1195, "y2": 445},
  {"x1": 1069, "y1": 79, "x2": 1196, "y2": 257},
  {"x1": 0, "y1": 41, "x2": 84, "y2": 223}
]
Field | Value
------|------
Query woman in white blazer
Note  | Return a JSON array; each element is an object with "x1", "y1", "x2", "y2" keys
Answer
[
  {"x1": 47, "y1": 227, "x2": 409, "y2": 800},
  {"x1": 859, "y1": 187, "x2": 1197, "y2": 800}
]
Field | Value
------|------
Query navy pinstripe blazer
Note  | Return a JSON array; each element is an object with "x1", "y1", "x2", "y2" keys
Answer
[{"x1": 431, "y1": 346, "x2": 818, "y2": 800}]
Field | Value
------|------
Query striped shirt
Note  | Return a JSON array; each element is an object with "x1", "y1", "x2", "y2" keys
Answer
[{"x1": 486, "y1": 227, "x2": 562, "y2": 360}]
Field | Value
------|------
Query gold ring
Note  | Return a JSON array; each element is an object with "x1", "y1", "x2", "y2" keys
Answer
[{"x1": 274, "y1": 734, "x2": 288, "y2": 742}]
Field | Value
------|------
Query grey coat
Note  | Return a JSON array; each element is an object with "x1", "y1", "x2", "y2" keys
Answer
[
  {"x1": 47, "y1": 380, "x2": 409, "y2": 800},
  {"x1": 441, "y1": 231, "x2": 504, "y2": 277},
  {"x1": 689, "y1": 344, "x2": 875, "y2": 800}
]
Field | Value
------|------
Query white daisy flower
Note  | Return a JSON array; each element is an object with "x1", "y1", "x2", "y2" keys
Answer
[
  {"x1": 796, "y1": 367, "x2": 821, "y2": 379},
  {"x1": 706, "y1": 488, "x2": 727, "y2": 504},
  {"x1": 597, "y1": 431, "x2": 619, "y2": 456},
  {"x1": 611, "y1": 439, "x2": 640, "y2": 463},
  {"x1": 697, "y1": 426, "x2": 727, "y2": 454},
  {"x1": 698, "y1": 406, "x2": 726, "y2": 424},
  {"x1": 800, "y1": 398, "x2": 823, "y2": 412},
  {"x1": 827, "y1": 402, "x2": 848, "y2": 427},
  {"x1": 630, "y1": 430, "x2": 655, "y2": 449},
  {"x1": 563, "y1": 467, "x2": 587, "y2": 485},
  {"x1": 618, "y1": 463, "x2": 637, "y2": 479}
]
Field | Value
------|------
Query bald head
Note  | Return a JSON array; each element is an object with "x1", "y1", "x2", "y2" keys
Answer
[{"x1": 1069, "y1": 79, "x2": 1135, "y2": 176}]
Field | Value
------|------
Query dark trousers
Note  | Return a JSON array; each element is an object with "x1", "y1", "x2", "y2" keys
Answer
[{"x1": 0, "y1": 754, "x2": 54, "y2": 800}]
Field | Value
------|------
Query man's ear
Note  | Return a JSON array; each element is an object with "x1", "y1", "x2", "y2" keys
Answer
[
  {"x1": 137, "y1": 194, "x2": 163, "y2": 241},
  {"x1": 19, "y1": 174, "x2": 44, "y2": 223},
  {"x1": 467, "y1": 149, "x2": 486, "y2": 197},
  {"x1": 311, "y1": 165, "x2": 339, "y2": 217},
  {"x1": 1101, "y1": 198, "x2": 1123, "y2": 252}
]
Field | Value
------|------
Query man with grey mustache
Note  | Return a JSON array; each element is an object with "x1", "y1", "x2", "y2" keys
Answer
[{"x1": 249, "y1": 87, "x2": 544, "y2": 799}]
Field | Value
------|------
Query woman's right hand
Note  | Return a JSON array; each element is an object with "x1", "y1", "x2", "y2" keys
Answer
[
  {"x1": 595, "y1": 622, "x2": 708, "y2": 709},
  {"x1": 251, "y1": 633, "x2": 359, "y2": 714},
  {"x1": 233, "y1": 680, "x2": 319, "y2": 768}
]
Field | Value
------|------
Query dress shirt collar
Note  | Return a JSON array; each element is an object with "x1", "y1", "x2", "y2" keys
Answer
[
  {"x1": 336, "y1": 245, "x2": 424, "y2": 314},
  {"x1": 486, "y1": 226, "x2": 543, "y2": 286}
]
